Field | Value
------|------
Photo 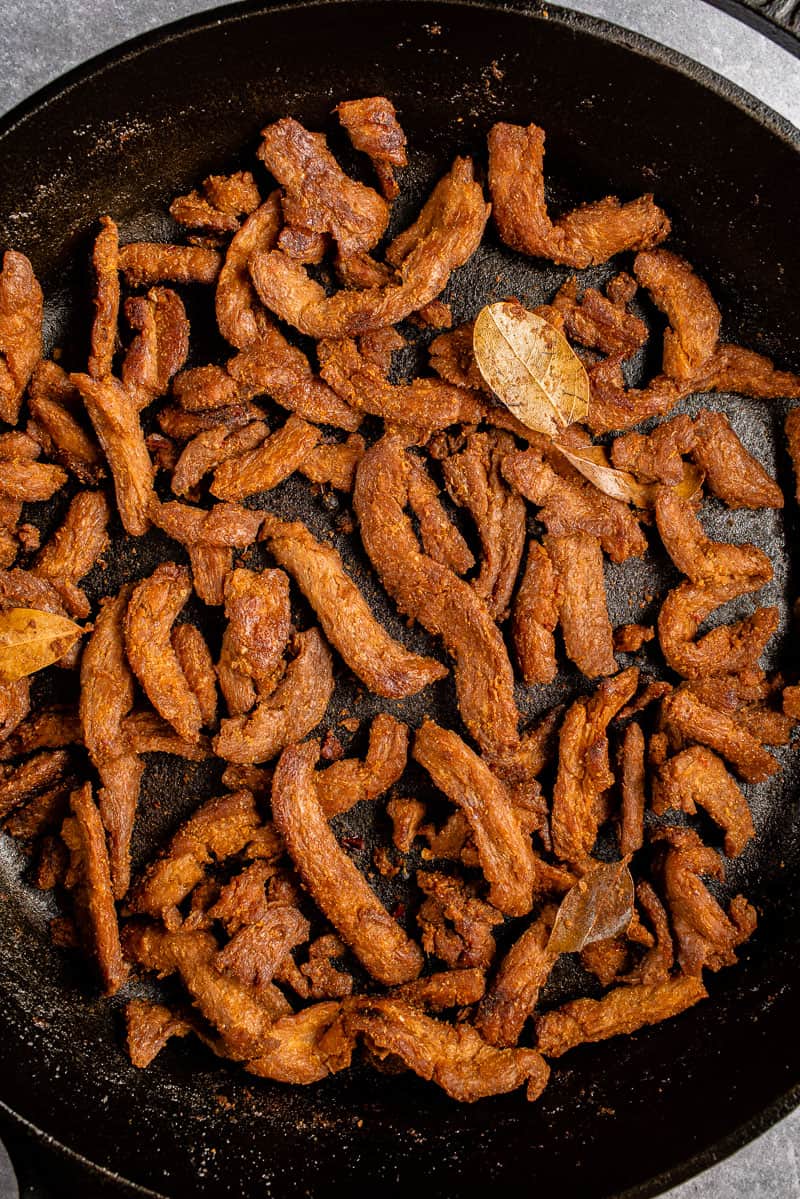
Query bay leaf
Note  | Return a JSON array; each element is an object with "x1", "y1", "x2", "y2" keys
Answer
[
  {"x1": 547, "y1": 859, "x2": 635, "y2": 956},
  {"x1": 0, "y1": 608, "x2": 85, "y2": 682},
  {"x1": 555, "y1": 442, "x2": 705, "y2": 509},
  {"x1": 472, "y1": 301, "x2": 589, "y2": 436}
]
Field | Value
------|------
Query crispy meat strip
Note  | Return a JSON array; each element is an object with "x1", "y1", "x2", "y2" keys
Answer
[
  {"x1": 315, "y1": 714, "x2": 408, "y2": 817},
  {"x1": 653, "y1": 745, "x2": 754, "y2": 857},
  {"x1": 546, "y1": 532, "x2": 617, "y2": 678},
  {"x1": 171, "y1": 624, "x2": 218, "y2": 729},
  {"x1": 217, "y1": 567, "x2": 291, "y2": 717},
  {"x1": 122, "y1": 288, "x2": 190, "y2": 408},
  {"x1": 71, "y1": 373, "x2": 153, "y2": 536},
  {"x1": 653, "y1": 826, "x2": 756, "y2": 974},
  {"x1": 429, "y1": 323, "x2": 484, "y2": 391},
  {"x1": 659, "y1": 688, "x2": 778, "y2": 784},
  {"x1": 79, "y1": 585, "x2": 142, "y2": 898},
  {"x1": 441, "y1": 430, "x2": 526, "y2": 621},
  {"x1": 405, "y1": 454, "x2": 475, "y2": 574},
  {"x1": 61, "y1": 782, "x2": 127, "y2": 994},
  {"x1": 216, "y1": 191, "x2": 282, "y2": 348},
  {"x1": 122, "y1": 710, "x2": 210, "y2": 760},
  {"x1": 214, "y1": 628, "x2": 334, "y2": 764},
  {"x1": 690, "y1": 409, "x2": 783, "y2": 510},
  {"x1": 611, "y1": 413, "x2": 696, "y2": 485},
  {"x1": 344, "y1": 997, "x2": 550, "y2": 1102},
  {"x1": 296, "y1": 934, "x2": 353, "y2": 1000},
  {"x1": 551, "y1": 667, "x2": 639, "y2": 867},
  {"x1": 28, "y1": 361, "x2": 105, "y2": 482},
  {"x1": 318, "y1": 337, "x2": 483, "y2": 431},
  {"x1": 634, "y1": 250, "x2": 720, "y2": 383},
  {"x1": 390, "y1": 967, "x2": 486, "y2": 1013},
  {"x1": 261, "y1": 512, "x2": 447, "y2": 698},
  {"x1": 0, "y1": 456, "x2": 66, "y2": 502},
  {"x1": 250, "y1": 157, "x2": 489, "y2": 338},
  {"x1": 297, "y1": 434, "x2": 366, "y2": 492},
  {"x1": 0, "y1": 749, "x2": 72, "y2": 821},
  {"x1": 0, "y1": 679, "x2": 30, "y2": 745},
  {"x1": 417, "y1": 871, "x2": 503, "y2": 969},
  {"x1": 0, "y1": 707, "x2": 81, "y2": 760},
  {"x1": 272, "y1": 739, "x2": 423, "y2": 985},
  {"x1": 170, "y1": 170, "x2": 261, "y2": 235},
  {"x1": 0, "y1": 250, "x2": 43, "y2": 425},
  {"x1": 171, "y1": 421, "x2": 268, "y2": 497},
  {"x1": 125, "y1": 1000, "x2": 193, "y2": 1068},
  {"x1": 414, "y1": 720, "x2": 536, "y2": 918},
  {"x1": 127, "y1": 789, "x2": 282, "y2": 925},
  {"x1": 258, "y1": 117, "x2": 389, "y2": 254},
  {"x1": 158, "y1": 400, "x2": 262, "y2": 441},
  {"x1": 512, "y1": 540, "x2": 559, "y2": 685},
  {"x1": 475, "y1": 909, "x2": 555, "y2": 1048},
  {"x1": 551, "y1": 274, "x2": 648, "y2": 357},
  {"x1": 32, "y1": 491, "x2": 110, "y2": 619},
  {"x1": 277, "y1": 225, "x2": 329, "y2": 264},
  {"x1": 150, "y1": 500, "x2": 262, "y2": 606},
  {"x1": 354, "y1": 436, "x2": 520, "y2": 757},
  {"x1": 245, "y1": 1002, "x2": 352, "y2": 1084},
  {"x1": 209, "y1": 415, "x2": 320, "y2": 501},
  {"x1": 786, "y1": 408, "x2": 800, "y2": 502},
  {"x1": 118, "y1": 243, "x2": 221, "y2": 286},
  {"x1": 618, "y1": 720, "x2": 646, "y2": 856},
  {"x1": 206, "y1": 859, "x2": 275, "y2": 933},
  {"x1": 696, "y1": 343, "x2": 800, "y2": 399},
  {"x1": 535, "y1": 975, "x2": 706, "y2": 1057},
  {"x1": 217, "y1": 905, "x2": 310, "y2": 996},
  {"x1": 503, "y1": 446, "x2": 647, "y2": 563},
  {"x1": 88, "y1": 216, "x2": 120, "y2": 380},
  {"x1": 125, "y1": 564, "x2": 202, "y2": 743},
  {"x1": 336, "y1": 97, "x2": 408, "y2": 200},
  {"x1": 684, "y1": 672, "x2": 794, "y2": 746},
  {"x1": 487, "y1": 123, "x2": 669, "y2": 267},
  {"x1": 387, "y1": 796, "x2": 426, "y2": 854}
]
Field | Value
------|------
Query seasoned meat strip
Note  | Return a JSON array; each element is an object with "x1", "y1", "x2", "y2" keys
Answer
[
  {"x1": 487, "y1": 123, "x2": 669, "y2": 267},
  {"x1": 354, "y1": 435, "x2": 520, "y2": 757},
  {"x1": 216, "y1": 191, "x2": 282, "y2": 348},
  {"x1": 690, "y1": 409, "x2": 783, "y2": 510},
  {"x1": 536, "y1": 975, "x2": 707, "y2": 1057},
  {"x1": 122, "y1": 287, "x2": 189, "y2": 408},
  {"x1": 611, "y1": 413, "x2": 696, "y2": 485},
  {"x1": 414, "y1": 720, "x2": 536, "y2": 917},
  {"x1": 32, "y1": 490, "x2": 109, "y2": 619},
  {"x1": 28, "y1": 361, "x2": 105, "y2": 483},
  {"x1": 171, "y1": 421, "x2": 268, "y2": 497},
  {"x1": 272, "y1": 740, "x2": 423, "y2": 985},
  {"x1": 475, "y1": 909, "x2": 554, "y2": 1048},
  {"x1": 343, "y1": 996, "x2": 550, "y2": 1102},
  {"x1": 125, "y1": 563, "x2": 202, "y2": 743},
  {"x1": 214, "y1": 628, "x2": 334, "y2": 764},
  {"x1": 298, "y1": 434, "x2": 366, "y2": 493},
  {"x1": 261, "y1": 513, "x2": 447, "y2": 698},
  {"x1": 337, "y1": 96, "x2": 408, "y2": 200},
  {"x1": 170, "y1": 170, "x2": 261, "y2": 235},
  {"x1": 512, "y1": 540, "x2": 559, "y2": 685},
  {"x1": 659, "y1": 689, "x2": 778, "y2": 784},
  {"x1": 245, "y1": 1002, "x2": 353, "y2": 1084},
  {"x1": 618, "y1": 720, "x2": 646, "y2": 856},
  {"x1": 125, "y1": 1000, "x2": 193, "y2": 1068},
  {"x1": 634, "y1": 250, "x2": 720, "y2": 382},
  {"x1": 653, "y1": 745, "x2": 754, "y2": 857},
  {"x1": 150, "y1": 500, "x2": 262, "y2": 606},
  {"x1": 0, "y1": 749, "x2": 72, "y2": 821},
  {"x1": 88, "y1": 216, "x2": 120, "y2": 380},
  {"x1": 209, "y1": 415, "x2": 320, "y2": 501},
  {"x1": 390, "y1": 967, "x2": 486, "y2": 1012},
  {"x1": 405, "y1": 453, "x2": 475, "y2": 574},
  {"x1": 0, "y1": 250, "x2": 43, "y2": 424},
  {"x1": 171, "y1": 624, "x2": 218, "y2": 728},
  {"x1": 546, "y1": 532, "x2": 617, "y2": 678},
  {"x1": 118, "y1": 243, "x2": 221, "y2": 286},
  {"x1": 217, "y1": 567, "x2": 291, "y2": 716},
  {"x1": 315, "y1": 714, "x2": 408, "y2": 817}
]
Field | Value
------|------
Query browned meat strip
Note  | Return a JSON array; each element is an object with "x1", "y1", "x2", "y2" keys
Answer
[
  {"x1": 315, "y1": 714, "x2": 408, "y2": 817},
  {"x1": 215, "y1": 192, "x2": 282, "y2": 348},
  {"x1": 387, "y1": 796, "x2": 426, "y2": 854},
  {"x1": 659, "y1": 689, "x2": 777, "y2": 784},
  {"x1": 209, "y1": 415, "x2": 320, "y2": 501},
  {"x1": 488, "y1": 123, "x2": 669, "y2": 267},
  {"x1": 150, "y1": 500, "x2": 262, "y2": 606},
  {"x1": 546, "y1": 532, "x2": 616, "y2": 678},
  {"x1": 337, "y1": 96, "x2": 408, "y2": 200},
  {"x1": 272, "y1": 739, "x2": 423, "y2": 985},
  {"x1": 122, "y1": 710, "x2": 210, "y2": 760},
  {"x1": 634, "y1": 250, "x2": 720, "y2": 382},
  {"x1": 122, "y1": 288, "x2": 189, "y2": 408},
  {"x1": 550, "y1": 275, "x2": 648, "y2": 357},
  {"x1": 216, "y1": 567, "x2": 291, "y2": 716},
  {"x1": 390, "y1": 967, "x2": 486, "y2": 1012},
  {"x1": 512, "y1": 541, "x2": 559, "y2": 685},
  {"x1": 170, "y1": 170, "x2": 261, "y2": 235},
  {"x1": 611, "y1": 413, "x2": 696, "y2": 485},
  {"x1": 125, "y1": 1000, "x2": 193, "y2": 1068},
  {"x1": 297, "y1": 434, "x2": 366, "y2": 492},
  {"x1": 171, "y1": 624, "x2": 217, "y2": 729},
  {"x1": 32, "y1": 491, "x2": 109, "y2": 619},
  {"x1": 0, "y1": 250, "x2": 43, "y2": 424},
  {"x1": 618, "y1": 720, "x2": 646, "y2": 856},
  {"x1": 405, "y1": 453, "x2": 475, "y2": 574},
  {"x1": 171, "y1": 421, "x2": 268, "y2": 497},
  {"x1": 416, "y1": 871, "x2": 503, "y2": 969},
  {"x1": 217, "y1": 905, "x2": 310, "y2": 996},
  {"x1": 27, "y1": 361, "x2": 105, "y2": 483},
  {"x1": 475, "y1": 909, "x2": 554, "y2": 1048},
  {"x1": 0, "y1": 749, "x2": 72, "y2": 821},
  {"x1": 158, "y1": 400, "x2": 262, "y2": 441},
  {"x1": 690, "y1": 409, "x2": 783, "y2": 509},
  {"x1": 245, "y1": 1002, "x2": 353, "y2": 1084},
  {"x1": 429, "y1": 323, "x2": 485, "y2": 391},
  {"x1": 88, "y1": 216, "x2": 120, "y2": 380},
  {"x1": 118, "y1": 243, "x2": 221, "y2": 286},
  {"x1": 653, "y1": 745, "x2": 753, "y2": 857}
]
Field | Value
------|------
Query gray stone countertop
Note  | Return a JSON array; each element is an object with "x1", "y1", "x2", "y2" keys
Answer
[{"x1": 0, "y1": 1, "x2": 798, "y2": 1197}]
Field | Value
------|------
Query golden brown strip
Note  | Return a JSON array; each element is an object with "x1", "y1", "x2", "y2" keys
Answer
[
  {"x1": 512, "y1": 541, "x2": 559, "y2": 685},
  {"x1": 0, "y1": 250, "x2": 43, "y2": 424},
  {"x1": 475, "y1": 910, "x2": 554, "y2": 1047},
  {"x1": 118, "y1": 243, "x2": 221, "y2": 286},
  {"x1": 171, "y1": 623, "x2": 218, "y2": 729},
  {"x1": 315, "y1": 714, "x2": 408, "y2": 818},
  {"x1": 209, "y1": 415, "x2": 320, "y2": 501},
  {"x1": 216, "y1": 192, "x2": 282, "y2": 348},
  {"x1": 546, "y1": 532, "x2": 616, "y2": 678},
  {"x1": 88, "y1": 216, "x2": 120, "y2": 380}
]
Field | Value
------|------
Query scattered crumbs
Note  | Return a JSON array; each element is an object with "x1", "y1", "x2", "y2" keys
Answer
[
  {"x1": 320, "y1": 730, "x2": 344, "y2": 761},
  {"x1": 339, "y1": 834, "x2": 365, "y2": 851},
  {"x1": 374, "y1": 844, "x2": 400, "y2": 878},
  {"x1": 339, "y1": 716, "x2": 359, "y2": 733}
]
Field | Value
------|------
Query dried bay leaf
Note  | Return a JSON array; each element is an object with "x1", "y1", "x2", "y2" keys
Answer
[
  {"x1": 473, "y1": 301, "x2": 589, "y2": 435},
  {"x1": 0, "y1": 608, "x2": 85, "y2": 681},
  {"x1": 547, "y1": 858, "x2": 635, "y2": 956},
  {"x1": 555, "y1": 442, "x2": 704, "y2": 509}
]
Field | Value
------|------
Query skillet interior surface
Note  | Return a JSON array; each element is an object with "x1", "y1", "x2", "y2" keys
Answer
[{"x1": 0, "y1": 2, "x2": 799, "y2": 1197}]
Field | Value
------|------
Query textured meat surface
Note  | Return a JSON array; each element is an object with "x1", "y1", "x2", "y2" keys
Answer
[
  {"x1": 125, "y1": 1000, "x2": 193, "y2": 1068},
  {"x1": 261, "y1": 512, "x2": 447, "y2": 698},
  {"x1": 298, "y1": 434, "x2": 366, "y2": 492},
  {"x1": 210, "y1": 414, "x2": 320, "y2": 501},
  {"x1": 315, "y1": 714, "x2": 408, "y2": 817},
  {"x1": 618, "y1": 720, "x2": 646, "y2": 856},
  {"x1": 406, "y1": 453, "x2": 475, "y2": 574},
  {"x1": 337, "y1": 96, "x2": 407, "y2": 200},
  {"x1": 611, "y1": 413, "x2": 696, "y2": 485},
  {"x1": 390, "y1": 967, "x2": 486, "y2": 1012},
  {"x1": 691, "y1": 409, "x2": 783, "y2": 509},
  {"x1": 33, "y1": 490, "x2": 110, "y2": 618},
  {"x1": 150, "y1": 500, "x2": 262, "y2": 605},
  {"x1": 171, "y1": 624, "x2": 218, "y2": 729},
  {"x1": 512, "y1": 541, "x2": 559, "y2": 685},
  {"x1": 546, "y1": 533, "x2": 616, "y2": 678},
  {"x1": 217, "y1": 567, "x2": 291, "y2": 716},
  {"x1": 170, "y1": 170, "x2": 261, "y2": 235},
  {"x1": 118, "y1": 243, "x2": 221, "y2": 286},
  {"x1": 475, "y1": 910, "x2": 554, "y2": 1047},
  {"x1": 659, "y1": 689, "x2": 778, "y2": 784},
  {"x1": 88, "y1": 216, "x2": 120, "y2": 381},
  {"x1": 122, "y1": 287, "x2": 189, "y2": 407},
  {"x1": 28, "y1": 361, "x2": 105, "y2": 483},
  {"x1": 245, "y1": 1002, "x2": 352, "y2": 1084},
  {"x1": 653, "y1": 745, "x2": 754, "y2": 857},
  {"x1": 171, "y1": 421, "x2": 268, "y2": 497},
  {"x1": 633, "y1": 250, "x2": 720, "y2": 382},
  {"x1": 0, "y1": 250, "x2": 43, "y2": 424},
  {"x1": 215, "y1": 191, "x2": 282, "y2": 348},
  {"x1": 271, "y1": 740, "x2": 423, "y2": 985}
]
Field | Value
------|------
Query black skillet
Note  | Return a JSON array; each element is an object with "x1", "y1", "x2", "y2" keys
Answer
[{"x1": 1, "y1": 2, "x2": 799, "y2": 1197}]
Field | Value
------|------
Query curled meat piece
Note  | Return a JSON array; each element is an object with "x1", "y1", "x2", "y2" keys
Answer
[
  {"x1": 684, "y1": 672, "x2": 794, "y2": 746},
  {"x1": 127, "y1": 789, "x2": 281, "y2": 925},
  {"x1": 611, "y1": 413, "x2": 696, "y2": 485},
  {"x1": 390, "y1": 967, "x2": 486, "y2": 1012},
  {"x1": 170, "y1": 170, "x2": 261, "y2": 235},
  {"x1": 217, "y1": 905, "x2": 310, "y2": 998},
  {"x1": 634, "y1": 250, "x2": 720, "y2": 383},
  {"x1": 125, "y1": 564, "x2": 202, "y2": 743},
  {"x1": 546, "y1": 532, "x2": 616, "y2": 678},
  {"x1": 61, "y1": 782, "x2": 127, "y2": 995},
  {"x1": 271, "y1": 740, "x2": 423, "y2": 985},
  {"x1": 536, "y1": 975, "x2": 707, "y2": 1057},
  {"x1": 261, "y1": 513, "x2": 447, "y2": 699},
  {"x1": 0, "y1": 707, "x2": 82, "y2": 760},
  {"x1": 659, "y1": 688, "x2": 778, "y2": 784},
  {"x1": 550, "y1": 274, "x2": 648, "y2": 358},
  {"x1": 653, "y1": 826, "x2": 757, "y2": 974},
  {"x1": 315, "y1": 714, "x2": 408, "y2": 817},
  {"x1": 690, "y1": 409, "x2": 783, "y2": 510},
  {"x1": 354, "y1": 435, "x2": 520, "y2": 757},
  {"x1": 429, "y1": 323, "x2": 485, "y2": 391},
  {"x1": 487, "y1": 123, "x2": 669, "y2": 267},
  {"x1": 512, "y1": 541, "x2": 559, "y2": 685},
  {"x1": 210, "y1": 415, "x2": 320, "y2": 501},
  {"x1": 0, "y1": 456, "x2": 66, "y2": 502},
  {"x1": 618, "y1": 720, "x2": 646, "y2": 856},
  {"x1": 122, "y1": 710, "x2": 210, "y2": 760},
  {"x1": 150, "y1": 499, "x2": 262, "y2": 606},
  {"x1": 551, "y1": 667, "x2": 639, "y2": 866},
  {"x1": 171, "y1": 421, "x2": 268, "y2": 497},
  {"x1": 88, "y1": 216, "x2": 120, "y2": 380},
  {"x1": 33, "y1": 490, "x2": 109, "y2": 618},
  {"x1": 653, "y1": 745, "x2": 754, "y2": 857},
  {"x1": 337, "y1": 96, "x2": 407, "y2": 200},
  {"x1": 258, "y1": 117, "x2": 389, "y2": 254},
  {"x1": 0, "y1": 749, "x2": 72, "y2": 821},
  {"x1": 118, "y1": 243, "x2": 221, "y2": 286},
  {"x1": 414, "y1": 720, "x2": 536, "y2": 918},
  {"x1": 246, "y1": 1002, "x2": 353, "y2": 1084},
  {"x1": 0, "y1": 250, "x2": 43, "y2": 424},
  {"x1": 122, "y1": 288, "x2": 189, "y2": 408},
  {"x1": 417, "y1": 871, "x2": 503, "y2": 970},
  {"x1": 441, "y1": 430, "x2": 526, "y2": 621},
  {"x1": 387, "y1": 796, "x2": 426, "y2": 854},
  {"x1": 71, "y1": 373, "x2": 153, "y2": 536},
  {"x1": 215, "y1": 191, "x2": 282, "y2": 348},
  {"x1": 125, "y1": 1000, "x2": 193, "y2": 1068},
  {"x1": 217, "y1": 567, "x2": 291, "y2": 716},
  {"x1": 475, "y1": 908, "x2": 555, "y2": 1048},
  {"x1": 171, "y1": 624, "x2": 218, "y2": 728},
  {"x1": 406, "y1": 453, "x2": 474, "y2": 574},
  {"x1": 28, "y1": 361, "x2": 105, "y2": 483},
  {"x1": 343, "y1": 996, "x2": 550, "y2": 1102},
  {"x1": 158, "y1": 400, "x2": 261, "y2": 441},
  {"x1": 250, "y1": 158, "x2": 489, "y2": 338},
  {"x1": 214, "y1": 628, "x2": 334, "y2": 764},
  {"x1": 298, "y1": 434, "x2": 366, "y2": 492}
]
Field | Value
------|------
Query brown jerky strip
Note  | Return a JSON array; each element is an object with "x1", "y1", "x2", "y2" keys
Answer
[
  {"x1": 261, "y1": 513, "x2": 447, "y2": 698},
  {"x1": 157, "y1": 401, "x2": 262, "y2": 441},
  {"x1": 61, "y1": 782, "x2": 128, "y2": 995},
  {"x1": 216, "y1": 191, "x2": 282, "y2": 348},
  {"x1": 122, "y1": 288, "x2": 190, "y2": 408},
  {"x1": 618, "y1": 721, "x2": 646, "y2": 857},
  {"x1": 406, "y1": 454, "x2": 475, "y2": 574},
  {"x1": 550, "y1": 275, "x2": 648, "y2": 358},
  {"x1": 214, "y1": 628, "x2": 334, "y2": 765},
  {"x1": 390, "y1": 967, "x2": 486, "y2": 1012},
  {"x1": 170, "y1": 170, "x2": 261, "y2": 235},
  {"x1": 658, "y1": 581, "x2": 778, "y2": 681},
  {"x1": 475, "y1": 909, "x2": 555, "y2": 1048},
  {"x1": 387, "y1": 796, "x2": 426, "y2": 854},
  {"x1": 535, "y1": 975, "x2": 707, "y2": 1057},
  {"x1": 512, "y1": 541, "x2": 559, "y2": 685},
  {"x1": 272, "y1": 739, "x2": 423, "y2": 985},
  {"x1": 171, "y1": 624, "x2": 218, "y2": 728},
  {"x1": 354, "y1": 436, "x2": 520, "y2": 758},
  {"x1": 691, "y1": 409, "x2": 783, "y2": 510},
  {"x1": 315, "y1": 714, "x2": 408, "y2": 818},
  {"x1": 660, "y1": 689, "x2": 778, "y2": 784},
  {"x1": 118, "y1": 243, "x2": 221, "y2": 287},
  {"x1": 653, "y1": 744, "x2": 754, "y2": 857},
  {"x1": 297, "y1": 434, "x2": 366, "y2": 492},
  {"x1": 0, "y1": 749, "x2": 71, "y2": 820},
  {"x1": 171, "y1": 421, "x2": 268, "y2": 497},
  {"x1": 611, "y1": 413, "x2": 696, "y2": 485},
  {"x1": 0, "y1": 707, "x2": 81, "y2": 760},
  {"x1": 343, "y1": 996, "x2": 550, "y2": 1102},
  {"x1": 88, "y1": 217, "x2": 120, "y2": 380},
  {"x1": 216, "y1": 906, "x2": 310, "y2": 994},
  {"x1": 277, "y1": 225, "x2": 329, "y2": 264},
  {"x1": 210, "y1": 415, "x2": 320, "y2": 501},
  {"x1": 150, "y1": 500, "x2": 262, "y2": 606},
  {"x1": 122, "y1": 710, "x2": 210, "y2": 760},
  {"x1": 487, "y1": 123, "x2": 670, "y2": 267},
  {"x1": 217, "y1": 567, "x2": 291, "y2": 715},
  {"x1": 0, "y1": 250, "x2": 43, "y2": 425},
  {"x1": 71, "y1": 373, "x2": 153, "y2": 536},
  {"x1": 336, "y1": 97, "x2": 408, "y2": 200},
  {"x1": 33, "y1": 491, "x2": 110, "y2": 619},
  {"x1": 414, "y1": 720, "x2": 535, "y2": 918},
  {"x1": 0, "y1": 457, "x2": 66, "y2": 502},
  {"x1": 697, "y1": 344, "x2": 800, "y2": 400},
  {"x1": 245, "y1": 1001, "x2": 352, "y2": 1084},
  {"x1": 633, "y1": 250, "x2": 720, "y2": 383},
  {"x1": 125, "y1": 1000, "x2": 193, "y2": 1068},
  {"x1": 547, "y1": 532, "x2": 617, "y2": 678},
  {"x1": 429, "y1": 323, "x2": 484, "y2": 391}
]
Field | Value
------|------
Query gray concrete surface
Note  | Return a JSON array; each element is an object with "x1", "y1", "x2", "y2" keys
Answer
[{"x1": 0, "y1": 1, "x2": 798, "y2": 1196}]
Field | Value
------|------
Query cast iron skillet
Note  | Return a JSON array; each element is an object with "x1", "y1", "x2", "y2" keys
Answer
[{"x1": 0, "y1": 2, "x2": 799, "y2": 1196}]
